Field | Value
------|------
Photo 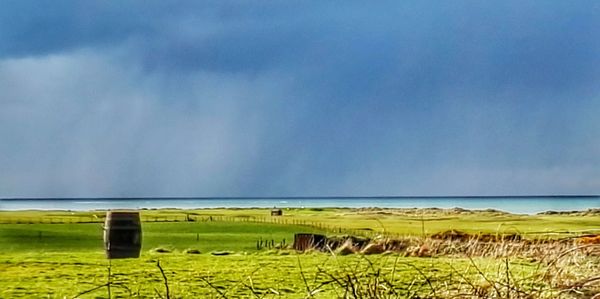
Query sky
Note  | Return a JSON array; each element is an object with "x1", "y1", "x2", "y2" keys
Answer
[{"x1": 0, "y1": 1, "x2": 599, "y2": 198}]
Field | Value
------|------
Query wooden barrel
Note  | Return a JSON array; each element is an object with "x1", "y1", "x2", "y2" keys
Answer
[
  {"x1": 104, "y1": 210, "x2": 142, "y2": 259},
  {"x1": 293, "y1": 233, "x2": 326, "y2": 251}
]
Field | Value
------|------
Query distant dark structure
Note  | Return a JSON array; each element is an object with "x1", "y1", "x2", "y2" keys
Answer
[
  {"x1": 293, "y1": 233, "x2": 326, "y2": 251},
  {"x1": 104, "y1": 210, "x2": 142, "y2": 259},
  {"x1": 271, "y1": 208, "x2": 283, "y2": 216}
]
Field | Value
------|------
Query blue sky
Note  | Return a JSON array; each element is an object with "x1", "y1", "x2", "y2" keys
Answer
[{"x1": 0, "y1": 1, "x2": 599, "y2": 197}]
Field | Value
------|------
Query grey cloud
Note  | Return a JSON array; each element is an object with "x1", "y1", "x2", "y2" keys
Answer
[
  {"x1": 0, "y1": 50, "x2": 298, "y2": 197},
  {"x1": 1, "y1": 1, "x2": 599, "y2": 197}
]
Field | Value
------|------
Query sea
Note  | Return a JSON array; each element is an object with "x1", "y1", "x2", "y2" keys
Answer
[{"x1": 0, "y1": 196, "x2": 598, "y2": 215}]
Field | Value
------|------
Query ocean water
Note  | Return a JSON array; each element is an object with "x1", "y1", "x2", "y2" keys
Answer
[{"x1": 0, "y1": 196, "x2": 598, "y2": 214}]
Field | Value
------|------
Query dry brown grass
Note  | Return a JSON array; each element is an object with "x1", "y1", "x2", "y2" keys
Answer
[{"x1": 309, "y1": 232, "x2": 600, "y2": 298}]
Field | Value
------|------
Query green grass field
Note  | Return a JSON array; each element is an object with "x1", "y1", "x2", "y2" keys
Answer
[
  {"x1": 2, "y1": 207, "x2": 599, "y2": 237},
  {"x1": 0, "y1": 208, "x2": 599, "y2": 298},
  {"x1": 0, "y1": 221, "x2": 324, "y2": 253},
  {"x1": 1, "y1": 251, "x2": 544, "y2": 298}
]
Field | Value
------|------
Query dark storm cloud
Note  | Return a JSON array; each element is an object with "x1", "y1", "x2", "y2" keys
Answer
[{"x1": 0, "y1": 1, "x2": 599, "y2": 197}]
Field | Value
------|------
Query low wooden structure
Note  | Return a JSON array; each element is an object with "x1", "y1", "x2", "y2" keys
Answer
[
  {"x1": 103, "y1": 210, "x2": 142, "y2": 259},
  {"x1": 271, "y1": 208, "x2": 283, "y2": 216},
  {"x1": 293, "y1": 233, "x2": 326, "y2": 251}
]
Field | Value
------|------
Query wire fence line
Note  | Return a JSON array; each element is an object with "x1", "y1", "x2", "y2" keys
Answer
[
  {"x1": 1, "y1": 214, "x2": 599, "y2": 239},
  {"x1": 0, "y1": 214, "x2": 382, "y2": 238}
]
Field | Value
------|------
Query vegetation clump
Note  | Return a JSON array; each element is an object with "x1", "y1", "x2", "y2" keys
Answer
[
  {"x1": 183, "y1": 248, "x2": 201, "y2": 254},
  {"x1": 152, "y1": 247, "x2": 173, "y2": 253},
  {"x1": 210, "y1": 251, "x2": 233, "y2": 256}
]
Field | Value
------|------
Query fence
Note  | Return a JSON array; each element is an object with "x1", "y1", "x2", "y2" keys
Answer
[
  {"x1": 0, "y1": 214, "x2": 382, "y2": 238},
  {"x1": 1, "y1": 214, "x2": 598, "y2": 239}
]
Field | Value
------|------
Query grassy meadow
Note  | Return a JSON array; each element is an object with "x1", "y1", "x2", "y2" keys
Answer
[{"x1": 0, "y1": 208, "x2": 599, "y2": 298}]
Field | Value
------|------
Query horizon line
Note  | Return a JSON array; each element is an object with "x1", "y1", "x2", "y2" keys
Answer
[{"x1": 1, "y1": 194, "x2": 599, "y2": 200}]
